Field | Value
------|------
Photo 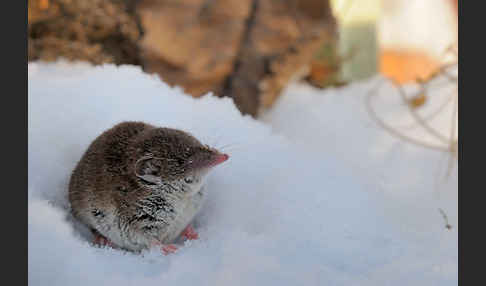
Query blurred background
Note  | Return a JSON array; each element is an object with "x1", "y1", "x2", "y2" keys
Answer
[{"x1": 28, "y1": 0, "x2": 458, "y2": 116}]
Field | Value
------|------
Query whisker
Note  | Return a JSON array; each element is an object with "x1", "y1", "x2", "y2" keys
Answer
[
  {"x1": 217, "y1": 143, "x2": 245, "y2": 153},
  {"x1": 217, "y1": 143, "x2": 237, "y2": 150}
]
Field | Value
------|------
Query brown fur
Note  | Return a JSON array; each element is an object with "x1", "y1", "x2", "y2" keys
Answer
[{"x1": 68, "y1": 121, "x2": 222, "y2": 251}]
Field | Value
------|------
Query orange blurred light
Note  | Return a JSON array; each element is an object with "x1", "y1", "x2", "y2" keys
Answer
[{"x1": 380, "y1": 49, "x2": 441, "y2": 84}]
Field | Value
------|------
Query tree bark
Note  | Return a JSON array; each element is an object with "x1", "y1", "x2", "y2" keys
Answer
[{"x1": 137, "y1": 0, "x2": 336, "y2": 116}]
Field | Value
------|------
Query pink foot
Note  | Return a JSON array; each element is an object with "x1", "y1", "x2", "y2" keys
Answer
[
  {"x1": 93, "y1": 234, "x2": 114, "y2": 248},
  {"x1": 150, "y1": 241, "x2": 178, "y2": 255},
  {"x1": 161, "y1": 244, "x2": 178, "y2": 255},
  {"x1": 181, "y1": 225, "x2": 199, "y2": 240}
]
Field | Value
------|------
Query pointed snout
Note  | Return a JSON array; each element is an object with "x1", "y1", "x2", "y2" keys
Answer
[
  {"x1": 212, "y1": 153, "x2": 229, "y2": 166},
  {"x1": 187, "y1": 149, "x2": 229, "y2": 170}
]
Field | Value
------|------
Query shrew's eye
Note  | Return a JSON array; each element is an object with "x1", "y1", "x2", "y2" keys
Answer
[{"x1": 184, "y1": 176, "x2": 194, "y2": 184}]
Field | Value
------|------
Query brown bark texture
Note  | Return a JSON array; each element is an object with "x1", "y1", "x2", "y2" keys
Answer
[
  {"x1": 29, "y1": 0, "x2": 142, "y2": 65},
  {"x1": 28, "y1": 0, "x2": 336, "y2": 117}
]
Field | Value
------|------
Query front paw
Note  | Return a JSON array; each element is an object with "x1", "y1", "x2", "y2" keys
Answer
[
  {"x1": 93, "y1": 234, "x2": 114, "y2": 248},
  {"x1": 150, "y1": 240, "x2": 178, "y2": 255},
  {"x1": 181, "y1": 225, "x2": 199, "y2": 240},
  {"x1": 161, "y1": 244, "x2": 178, "y2": 255}
]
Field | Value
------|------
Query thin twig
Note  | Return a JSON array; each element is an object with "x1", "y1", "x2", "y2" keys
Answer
[
  {"x1": 445, "y1": 89, "x2": 458, "y2": 178},
  {"x1": 394, "y1": 83, "x2": 450, "y2": 144},
  {"x1": 365, "y1": 79, "x2": 450, "y2": 152},
  {"x1": 398, "y1": 89, "x2": 455, "y2": 130},
  {"x1": 439, "y1": 208, "x2": 453, "y2": 230}
]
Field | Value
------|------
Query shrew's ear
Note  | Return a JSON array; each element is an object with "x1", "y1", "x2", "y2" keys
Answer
[{"x1": 134, "y1": 155, "x2": 162, "y2": 185}]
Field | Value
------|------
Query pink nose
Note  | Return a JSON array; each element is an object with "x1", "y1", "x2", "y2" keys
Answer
[{"x1": 212, "y1": 153, "x2": 229, "y2": 166}]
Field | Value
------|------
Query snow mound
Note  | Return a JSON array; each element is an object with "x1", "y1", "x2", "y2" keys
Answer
[{"x1": 29, "y1": 62, "x2": 457, "y2": 285}]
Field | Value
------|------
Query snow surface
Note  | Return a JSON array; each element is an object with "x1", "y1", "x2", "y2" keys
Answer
[{"x1": 29, "y1": 61, "x2": 457, "y2": 286}]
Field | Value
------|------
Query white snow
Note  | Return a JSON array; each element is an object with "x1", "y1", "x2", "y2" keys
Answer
[{"x1": 28, "y1": 61, "x2": 457, "y2": 286}]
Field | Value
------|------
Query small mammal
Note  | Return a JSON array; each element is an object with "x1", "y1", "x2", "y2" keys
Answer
[{"x1": 69, "y1": 121, "x2": 229, "y2": 254}]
